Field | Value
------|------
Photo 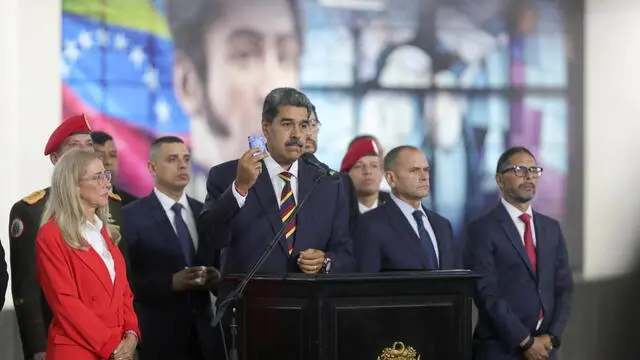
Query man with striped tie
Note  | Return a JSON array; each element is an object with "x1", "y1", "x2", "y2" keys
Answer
[{"x1": 200, "y1": 87, "x2": 353, "y2": 274}]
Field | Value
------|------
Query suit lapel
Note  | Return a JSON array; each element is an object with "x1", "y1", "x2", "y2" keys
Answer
[
  {"x1": 533, "y1": 212, "x2": 550, "y2": 281},
  {"x1": 146, "y1": 193, "x2": 187, "y2": 267},
  {"x1": 252, "y1": 162, "x2": 289, "y2": 255},
  {"x1": 425, "y1": 209, "x2": 448, "y2": 270},
  {"x1": 74, "y1": 227, "x2": 114, "y2": 296},
  {"x1": 495, "y1": 204, "x2": 536, "y2": 279},
  {"x1": 385, "y1": 202, "x2": 429, "y2": 268}
]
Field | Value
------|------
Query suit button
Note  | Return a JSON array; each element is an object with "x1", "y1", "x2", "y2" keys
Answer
[{"x1": 538, "y1": 290, "x2": 542, "y2": 294}]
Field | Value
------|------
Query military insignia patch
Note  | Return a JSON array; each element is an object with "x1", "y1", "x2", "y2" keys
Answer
[
  {"x1": 23, "y1": 189, "x2": 46, "y2": 205},
  {"x1": 10, "y1": 218, "x2": 25, "y2": 238},
  {"x1": 378, "y1": 342, "x2": 420, "y2": 360}
]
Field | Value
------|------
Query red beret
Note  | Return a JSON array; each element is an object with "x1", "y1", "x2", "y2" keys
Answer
[
  {"x1": 340, "y1": 138, "x2": 381, "y2": 172},
  {"x1": 44, "y1": 114, "x2": 92, "y2": 155}
]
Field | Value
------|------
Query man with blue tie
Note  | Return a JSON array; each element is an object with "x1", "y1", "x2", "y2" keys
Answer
[
  {"x1": 464, "y1": 147, "x2": 573, "y2": 360},
  {"x1": 355, "y1": 145, "x2": 459, "y2": 272},
  {"x1": 200, "y1": 87, "x2": 353, "y2": 274},
  {"x1": 123, "y1": 136, "x2": 220, "y2": 360}
]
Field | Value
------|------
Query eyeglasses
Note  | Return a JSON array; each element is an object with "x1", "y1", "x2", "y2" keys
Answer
[
  {"x1": 499, "y1": 166, "x2": 543, "y2": 178},
  {"x1": 310, "y1": 120, "x2": 322, "y2": 129},
  {"x1": 81, "y1": 171, "x2": 112, "y2": 184}
]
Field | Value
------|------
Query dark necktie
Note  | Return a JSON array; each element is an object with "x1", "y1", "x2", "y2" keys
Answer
[
  {"x1": 171, "y1": 203, "x2": 195, "y2": 266},
  {"x1": 278, "y1": 172, "x2": 297, "y2": 256},
  {"x1": 519, "y1": 213, "x2": 543, "y2": 320},
  {"x1": 412, "y1": 210, "x2": 439, "y2": 270}
]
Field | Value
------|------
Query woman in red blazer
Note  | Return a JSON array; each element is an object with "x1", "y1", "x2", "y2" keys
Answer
[{"x1": 35, "y1": 149, "x2": 139, "y2": 360}]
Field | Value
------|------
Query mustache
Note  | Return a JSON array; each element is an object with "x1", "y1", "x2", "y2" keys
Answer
[
  {"x1": 520, "y1": 183, "x2": 536, "y2": 189},
  {"x1": 285, "y1": 138, "x2": 304, "y2": 147}
]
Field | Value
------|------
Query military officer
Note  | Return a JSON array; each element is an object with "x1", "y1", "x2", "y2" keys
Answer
[{"x1": 8, "y1": 114, "x2": 129, "y2": 360}]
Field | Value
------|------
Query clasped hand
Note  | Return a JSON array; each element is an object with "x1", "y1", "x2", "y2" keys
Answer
[{"x1": 297, "y1": 249, "x2": 325, "y2": 274}]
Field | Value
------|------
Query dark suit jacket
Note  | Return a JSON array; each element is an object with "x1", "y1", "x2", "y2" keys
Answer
[
  {"x1": 8, "y1": 188, "x2": 129, "y2": 359},
  {"x1": 463, "y1": 203, "x2": 573, "y2": 360},
  {"x1": 355, "y1": 199, "x2": 460, "y2": 272},
  {"x1": 200, "y1": 159, "x2": 354, "y2": 274},
  {"x1": 0, "y1": 239, "x2": 7, "y2": 311},
  {"x1": 113, "y1": 186, "x2": 138, "y2": 207},
  {"x1": 123, "y1": 193, "x2": 217, "y2": 360}
]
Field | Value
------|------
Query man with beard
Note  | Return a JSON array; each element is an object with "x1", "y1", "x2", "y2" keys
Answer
[
  {"x1": 464, "y1": 147, "x2": 573, "y2": 360},
  {"x1": 166, "y1": 0, "x2": 303, "y2": 199},
  {"x1": 200, "y1": 87, "x2": 353, "y2": 274}
]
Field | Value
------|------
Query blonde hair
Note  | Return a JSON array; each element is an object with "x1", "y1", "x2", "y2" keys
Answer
[{"x1": 41, "y1": 148, "x2": 121, "y2": 249}]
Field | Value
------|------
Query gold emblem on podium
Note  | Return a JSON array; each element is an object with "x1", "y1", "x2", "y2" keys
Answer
[{"x1": 377, "y1": 341, "x2": 421, "y2": 360}]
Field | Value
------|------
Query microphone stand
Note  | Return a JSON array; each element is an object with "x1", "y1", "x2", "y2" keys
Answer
[{"x1": 213, "y1": 172, "x2": 338, "y2": 359}]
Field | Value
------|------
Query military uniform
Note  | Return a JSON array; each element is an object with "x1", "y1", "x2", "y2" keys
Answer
[{"x1": 9, "y1": 188, "x2": 128, "y2": 359}]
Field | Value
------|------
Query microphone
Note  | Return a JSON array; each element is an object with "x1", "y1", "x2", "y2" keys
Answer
[
  {"x1": 212, "y1": 168, "x2": 340, "y2": 359},
  {"x1": 300, "y1": 152, "x2": 340, "y2": 177}
]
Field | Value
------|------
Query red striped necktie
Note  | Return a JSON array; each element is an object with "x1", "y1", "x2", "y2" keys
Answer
[{"x1": 278, "y1": 171, "x2": 296, "y2": 256}]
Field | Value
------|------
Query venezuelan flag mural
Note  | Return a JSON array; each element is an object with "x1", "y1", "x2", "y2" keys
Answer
[{"x1": 61, "y1": 0, "x2": 583, "y2": 238}]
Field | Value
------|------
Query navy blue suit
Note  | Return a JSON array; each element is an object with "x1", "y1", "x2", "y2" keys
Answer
[
  {"x1": 355, "y1": 199, "x2": 460, "y2": 272},
  {"x1": 464, "y1": 203, "x2": 573, "y2": 360},
  {"x1": 200, "y1": 159, "x2": 354, "y2": 274},
  {"x1": 0, "y1": 239, "x2": 7, "y2": 310},
  {"x1": 123, "y1": 193, "x2": 218, "y2": 360}
]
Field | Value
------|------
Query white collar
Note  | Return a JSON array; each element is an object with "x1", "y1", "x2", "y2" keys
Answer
[
  {"x1": 500, "y1": 197, "x2": 533, "y2": 221},
  {"x1": 83, "y1": 214, "x2": 103, "y2": 231},
  {"x1": 263, "y1": 154, "x2": 299, "y2": 179},
  {"x1": 154, "y1": 187, "x2": 190, "y2": 212},
  {"x1": 390, "y1": 192, "x2": 426, "y2": 217}
]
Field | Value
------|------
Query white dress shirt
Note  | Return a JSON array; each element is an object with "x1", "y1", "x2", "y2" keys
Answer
[
  {"x1": 154, "y1": 188, "x2": 200, "y2": 250},
  {"x1": 389, "y1": 192, "x2": 440, "y2": 262},
  {"x1": 82, "y1": 215, "x2": 115, "y2": 283},
  {"x1": 500, "y1": 198, "x2": 537, "y2": 246},
  {"x1": 358, "y1": 199, "x2": 378, "y2": 214},
  {"x1": 232, "y1": 155, "x2": 299, "y2": 209}
]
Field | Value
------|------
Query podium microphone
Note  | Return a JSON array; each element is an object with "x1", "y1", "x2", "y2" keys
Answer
[
  {"x1": 213, "y1": 161, "x2": 340, "y2": 360},
  {"x1": 300, "y1": 152, "x2": 340, "y2": 177}
]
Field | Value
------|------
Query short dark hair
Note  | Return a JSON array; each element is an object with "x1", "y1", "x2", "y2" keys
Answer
[
  {"x1": 90, "y1": 131, "x2": 113, "y2": 145},
  {"x1": 166, "y1": 0, "x2": 304, "y2": 83},
  {"x1": 149, "y1": 136, "x2": 185, "y2": 160},
  {"x1": 384, "y1": 145, "x2": 420, "y2": 172},
  {"x1": 495, "y1": 146, "x2": 536, "y2": 174},
  {"x1": 262, "y1": 87, "x2": 312, "y2": 123},
  {"x1": 348, "y1": 134, "x2": 378, "y2": 148}
]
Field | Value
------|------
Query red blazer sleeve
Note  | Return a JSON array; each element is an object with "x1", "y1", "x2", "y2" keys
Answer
[
  {"x1": 119, "y1": 255, "x2": 139, "y2": 338},
  {"x1": 35, "y1": 225, "x2": 122, "y2": 359}
]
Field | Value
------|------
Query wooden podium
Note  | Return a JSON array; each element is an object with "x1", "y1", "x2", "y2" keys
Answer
[{"x1": 220, "y1": 270, "x2": 478, "y2": 360}]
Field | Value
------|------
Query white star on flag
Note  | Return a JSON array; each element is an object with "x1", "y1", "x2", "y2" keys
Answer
[
  {"x1": 114, "y1": 33, "x2": 128, "y2": 50},
  {"x1": 129, "y1": 46, "x2": 145, "y2": 69},
  {"x1": 143, "y1": 67, "x2": 159, "y2": 91},
  {"x1": 96, "y1": 28, "x2": 109, "y2": 47},
  {"x1": 154, "y1": 99, "x2": 171, "y2": 124},
  {"x1": 63, "y1": 40, "x2": 80, "y2": 62},
  {"x1": 78, "y1": 30, "x2": 93, "y2": 49}
]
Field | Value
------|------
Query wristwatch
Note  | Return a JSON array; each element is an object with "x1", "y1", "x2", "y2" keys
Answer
[
  {"x1": 550, "y1": 334, "x2": 561, "y2": 349},
  {"x1": 321, "y1": 257, "x2": 332, "y2": 273}
]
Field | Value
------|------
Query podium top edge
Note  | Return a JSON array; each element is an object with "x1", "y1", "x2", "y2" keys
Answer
[{"x1": 223, "y1": 269, "x2": 480, "y2": 282}]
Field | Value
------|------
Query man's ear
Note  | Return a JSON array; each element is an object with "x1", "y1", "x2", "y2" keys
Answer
[
  {"x1": 384, "y1": 171, "x2": 395, "y2": 188},
  {"x1": 173, "y1": 51, "x2": 205, "y2": 117}
]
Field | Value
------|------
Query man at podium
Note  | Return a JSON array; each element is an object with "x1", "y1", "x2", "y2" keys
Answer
[
  {"x1": 199, "y1": 87, "x2": 353, "y2": 275},
  {"x1": 354, "y1": 145, "x2": 460, "y2": 272}
]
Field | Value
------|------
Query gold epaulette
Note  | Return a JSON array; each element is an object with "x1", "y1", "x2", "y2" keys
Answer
[
  {"x1": 108, "y1": 192, "x2": 122, "y2": 202},
  {"x1": 23, "y1": 189, "x2": 46, "y2": 205}
]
